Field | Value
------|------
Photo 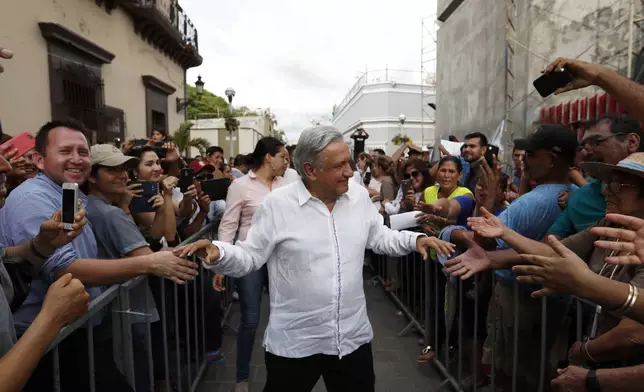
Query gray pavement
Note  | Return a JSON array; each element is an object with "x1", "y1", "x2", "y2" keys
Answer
[{"x1": 197, "y1": 272, "x2": 443, "y2": 392}]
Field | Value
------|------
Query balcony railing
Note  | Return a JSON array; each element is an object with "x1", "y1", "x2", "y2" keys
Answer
[{"x1": 118, "y1": 0, "x2": 202, "y2": 67}]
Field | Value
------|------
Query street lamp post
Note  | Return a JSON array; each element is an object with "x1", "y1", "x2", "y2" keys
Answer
[
  {"x1": 225, "y1": 87, "x2": 236, "y2": 159},
  {"x1": 398, "y1": 113, "x2": 406, "y2": 142}
]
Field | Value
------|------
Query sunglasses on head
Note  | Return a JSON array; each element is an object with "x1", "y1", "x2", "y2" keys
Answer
[{"x1": 404, "y1": 170, "x2": 421, "y2": 180}]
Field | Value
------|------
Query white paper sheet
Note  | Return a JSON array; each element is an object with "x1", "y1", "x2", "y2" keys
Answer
[{"x1": 389, "y1": 211, "x2": 422, "y2": 231}]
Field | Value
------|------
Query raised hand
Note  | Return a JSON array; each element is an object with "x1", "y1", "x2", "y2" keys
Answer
[
  {"x1": 444, "y1": 241, "x2": 491, "y2": 280},
  {"x1": 149, "y1": 194, "x2": 164, "y2": 210},
  {"x1": 467, "y1": 207, "x2": 505, "y2": 238},
  {"x1": 543, "y1": 58, "x2": 603, "y2": 95},
  {"x1": 416, "y1": 201, "x2": 442, "y2": 215},
  {"x1": 146, "y1": 250, "x2": 199, "y2": 284},
  {"x1": 415, "y1": 236, "x2": 455, "y2": 260},
  {"x1": 174, "y1": 239, "x2": 220, "y2": 264},
  {"x1": 40, "y1": 273, "x2": 89, "y2": 328},
  {"x1": 591, "y1": 214, "x2": 644, "y2": 265},
  {"x1": 513, "y1": 235, "x2": 593, "y2": 298},
  {"x1": 33, "y1": 207, "x2": 87, "y2": 255}
]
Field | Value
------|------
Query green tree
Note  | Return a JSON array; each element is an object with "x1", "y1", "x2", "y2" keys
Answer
[
  {"x1": 186, "y1": 85, "x2": 229, "y2": 119},
  {"x1": 172, "y1": 121, "x2": 211, "y2": 156}
]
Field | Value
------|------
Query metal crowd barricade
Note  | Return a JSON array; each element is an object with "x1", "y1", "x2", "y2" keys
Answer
[
  {"x1": 369, "y1": 218, "x2": 591, "y2": 392},
  {"x1": 44, "y1": 221, "x2": 237, "y2": 392}
]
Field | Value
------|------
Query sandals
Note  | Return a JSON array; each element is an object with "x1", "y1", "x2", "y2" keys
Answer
[{"x1": 416, "y1": 346, "x2": 436, "y2": 363}]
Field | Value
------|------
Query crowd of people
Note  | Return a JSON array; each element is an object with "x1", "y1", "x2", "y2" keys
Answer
[{"x1": 4, "y1": 38, "x2": 644, "y2": 392}]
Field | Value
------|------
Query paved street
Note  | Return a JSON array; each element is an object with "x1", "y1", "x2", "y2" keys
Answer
[{"x1": 198, "y1": 272, "x2": 443, "y2": 391}]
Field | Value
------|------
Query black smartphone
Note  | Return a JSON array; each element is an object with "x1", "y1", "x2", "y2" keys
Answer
[
  {"x1": 201, "y1": 178, "x2": 231, "y2": 201},
  {"x1": 533, "y1": 67, "x2": 574, "y2": 97},
  {"x1": 401, "y1": 179, "x2": 412, "y2": 195},
  {"x1": 129, "y1": 181, "x2": 159, "y2": 214},
  {"x1": 179, "y1": 167, "x2": 194, "y2": 193},
  {"x1": 485, "y1": 145, "x2": 500, "y2": 168}
]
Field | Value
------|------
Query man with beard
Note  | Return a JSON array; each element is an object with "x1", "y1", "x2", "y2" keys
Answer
[
  {"x1": 459, "y1": 132, "x2": 488, "y2": 193},
  {"x1": 547, "y1": 114, "x2": 642, "y2": 239}
]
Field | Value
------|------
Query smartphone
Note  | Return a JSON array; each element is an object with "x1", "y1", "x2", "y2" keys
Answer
[
  {"x1": 401, "y1": 179, "x2": 412, "y2": 195},
  {"x1": 151, "y1": 141, "x2": 166, "y2": 159},
  {"x1": 0, "y1": 132, "x2": 35, "y2": 159},
  {"x1": 201, "y1": 178, "x2": 231, "y2": 201},
  {"x1": 129, "y1": 181, "x2": 159, "y2": 214},
  {"x1": 179, "y1": 167, "x2": 194, "y2": 193},
  {"x1": 484, "y1": 145, "x2": 500, "y2": 168},
  {"x1": 62, "y1": 182, "x2": 79, "y2": 230},
  {"x1": 533, "y1": 67, "x2": 574, "y2": 97}
]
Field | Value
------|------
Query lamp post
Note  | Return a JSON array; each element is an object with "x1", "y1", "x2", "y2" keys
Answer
[
  {"x1": 398, "y1": 113, "x2": 406, "y2": 142},
  {"x1": 225, "y1": 87, "x2": 236, "y2": 159},
  {"x1": 176, "y1": 75, "x2": 205, "y2": 115}
]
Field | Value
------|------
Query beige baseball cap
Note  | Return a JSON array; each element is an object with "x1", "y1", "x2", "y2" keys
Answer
[{"x1": 90, "y1": 144, "x2": 138, "y2": 167}]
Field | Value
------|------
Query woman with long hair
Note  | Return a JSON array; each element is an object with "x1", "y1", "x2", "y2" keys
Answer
[
  {"x1": 216, "y1": 137, "x2": 289, "y2": 392},
  {"x1": 373, "y1": 155, "x2": 397, "y2": 211}
]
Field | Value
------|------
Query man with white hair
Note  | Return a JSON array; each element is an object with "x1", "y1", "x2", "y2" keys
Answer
[{"x1": 177, "y1": 125, "x2": 453, "y2": 392}]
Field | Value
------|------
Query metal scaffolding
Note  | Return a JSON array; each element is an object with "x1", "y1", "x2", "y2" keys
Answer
[{"x1": 421, "y1": 16, "x2": 438, "y2": 150}]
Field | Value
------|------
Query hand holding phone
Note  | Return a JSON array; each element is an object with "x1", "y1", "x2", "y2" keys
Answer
[
  {"x1": 533, "y1": 66, "x2": 574, "y2": 97},
  {"x1": 129, "y1": 181, "x2": 160, "y2": 214},
  {"x1": 62, "y1": 183, "x2": 79, "y2": 230},
  {"x1": 401, "y1": 179, "x2": 412, "y2": 196},
  {"x1": 179, "y1": 167, "x2": 194, "y2": 193}
]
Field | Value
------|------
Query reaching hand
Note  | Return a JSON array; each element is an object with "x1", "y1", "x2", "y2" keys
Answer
[
  {"x1": 550, "y1": 366, "x2": 588, "y2": 392},
  {"x1": 0, "y1": 142, "x2": 18, "y2": 162},
  {"x1": 40, "y1": 273, "x2": 89, "y2": 328},
  {"x1": 444, "y1": 242, "x2": 491, "y2": 280},
  {"x1": 146, "y1": 250, "x2": 199, "y2": 284},
  {"x1": 415, "y1": 236, "x2": 455, "y2": 260},
  {"x1": 591, "y1": 214, "x2": 644, "y2": 265},
  {"x1": 544, "y1": 58, "x2": 603, "y2": 95},
  {"x1": 212, "y1": 274, "x2": 225, "y2": 291},
  {"x1": 174, "y1": 239, "x2": 221, "y2": 264},
  {"x1": 467, "y1": 207, "x2": 505, "y2": 238},
  {"x1": 416, "y1": 201, "x2": 442, "y2": 215},
  {"x1": 513, "y1": 235, "x2": 593, "y2": 298},
  {"x1": 33, "y1": 207, "x2": 87, "y2": 255}
]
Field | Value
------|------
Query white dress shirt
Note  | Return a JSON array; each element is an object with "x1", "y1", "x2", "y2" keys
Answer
[
  {"x1": 205, "y1": 179, "x2": 422, "y2": 359},
  {"x1": 282, "y1": 167, "x2": 300, "y2": 184}
]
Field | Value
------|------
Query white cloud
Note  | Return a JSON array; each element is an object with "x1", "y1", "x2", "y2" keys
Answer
[{"x1": 181, "y1": 0, "x2": 437, "y2": 143}]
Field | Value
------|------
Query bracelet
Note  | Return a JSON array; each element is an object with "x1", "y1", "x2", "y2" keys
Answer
[
  {"x1": 582, "y1": 340, "x2": 598, "y2": 364},
  {"x1": 30, "y1": 239, "x2": 53, "y2": 259},
  {"x1": 615, "y1": 283, "x2": 638, "y2": 315}
]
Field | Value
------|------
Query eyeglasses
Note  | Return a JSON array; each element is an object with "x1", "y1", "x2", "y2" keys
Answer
[
  {"x1": 601, "y1": 181, "x2": 638, "y2": 194},
  {"x1": 579, "y1": 133, "x2": 625, "y2": 151},
  {"x1": 404, "y1": 170, "x2": 421, "y2": 180}
]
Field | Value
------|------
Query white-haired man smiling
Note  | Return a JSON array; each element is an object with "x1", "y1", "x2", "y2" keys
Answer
[{"x1": 177, "y1": 125, "x2": 453, "y2": 392}]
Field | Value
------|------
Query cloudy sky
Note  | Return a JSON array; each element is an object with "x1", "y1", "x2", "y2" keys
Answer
[{"x1": 181, "y1": 0, "x2": 437, "y2": 143}]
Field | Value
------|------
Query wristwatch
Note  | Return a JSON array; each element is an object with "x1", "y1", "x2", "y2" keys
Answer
[{"x1": 586, "y1": 369, "x2": 601, "y2": 392}]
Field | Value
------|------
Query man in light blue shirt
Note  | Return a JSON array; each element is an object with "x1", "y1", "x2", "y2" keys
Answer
[
  {"x1": 2, "y1": 121, "x2": 197, "y2": 392},
  {"x1": 445, "y1": 124, "x2": 579, "y2": 392}
]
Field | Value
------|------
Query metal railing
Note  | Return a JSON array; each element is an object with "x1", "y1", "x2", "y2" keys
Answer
[
  {"x1": 368, "y1": 221, "x2": 594, "y2": 392},
  {"x1": 45, "y1": 222, "x2": 233, "y2": 392}
]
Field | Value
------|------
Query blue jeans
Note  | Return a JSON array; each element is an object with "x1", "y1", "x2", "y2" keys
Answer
[{"x1": 235, "y1": 264, "x2": 267, "y2": 382}]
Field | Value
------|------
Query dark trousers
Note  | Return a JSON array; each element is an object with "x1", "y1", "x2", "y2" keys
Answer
[
  {"x1": 263, "y1": 342, "x2": 375, "y2": 392},
  {"x1": 23, "y1": 321, "x2": 133, "y2": 392}
]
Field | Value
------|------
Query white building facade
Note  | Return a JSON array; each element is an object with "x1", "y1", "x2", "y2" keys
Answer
[{"x1": 331, "y1": 70, "x2": 436, "y2": 155}]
